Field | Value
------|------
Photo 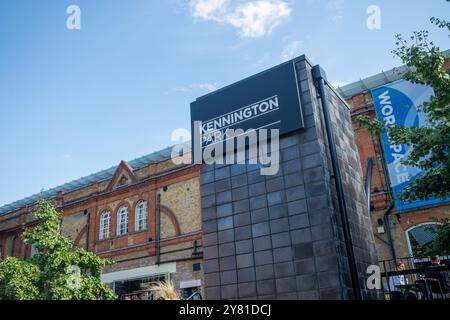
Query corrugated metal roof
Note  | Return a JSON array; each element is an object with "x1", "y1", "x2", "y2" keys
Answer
[
  {"x1": 336, "y1": 49, "x2": 450, "y2": 99},
  {"x1": 0, "y1": 142, "x2": 191, "y2": 217}
]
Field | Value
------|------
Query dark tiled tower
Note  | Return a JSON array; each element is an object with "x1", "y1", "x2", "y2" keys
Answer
[{"x1": 200, "y1": 56, "x2": 380, "y2": 300}]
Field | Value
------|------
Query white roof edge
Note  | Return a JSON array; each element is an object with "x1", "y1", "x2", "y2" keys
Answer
[{"x1": 337, "y1": 49, "x2": 450, "y2": 99}]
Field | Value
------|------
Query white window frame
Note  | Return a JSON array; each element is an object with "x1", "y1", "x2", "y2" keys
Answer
[
  {"x1": 135, "y1": 201, "x2": 148, "y2": 232},
  {"x1": 405, "y1": 222, "x2": 442, "y2": 258},
  {"x1": 99, "y1": 210, "x2": 111, "y2": 240},
  {"x1": 116, "y1": 206, "x2": 129, "y2": 236}
]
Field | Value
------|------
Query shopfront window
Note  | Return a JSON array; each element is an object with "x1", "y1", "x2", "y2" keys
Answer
[
  {"x1": 179, "y1": 279, "x2": 202, "y2": 300},
  {"x1": 180, "y1": 286, "x2": 202, "y2": 300},
  {"x1": 113, "y1": 274, "x2": 168, "y2": 300}
]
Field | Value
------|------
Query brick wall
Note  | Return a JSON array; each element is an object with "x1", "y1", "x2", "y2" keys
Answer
[
  {"x1": 348, "y1": 83, "x2": 450, "y2": 264},
  {"x1": 101, "y1": 240, "x2": 204, "y2": 294},
  {"x1": 61, "y1": 210, "x2": 88, "y2": 248},
  {"x1": 371, "y1": 205, "x2": 450, "y2": 262},
  {"x1": 159, "y1": 177, "x2": 202, "y2": 237},
  {"x1": 0, "y1": 157, "x2": 204, "y2": 294}
]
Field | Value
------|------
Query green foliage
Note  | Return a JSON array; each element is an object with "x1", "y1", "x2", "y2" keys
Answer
[
  {"x1": 357, "y1": 18, "x2": 450, "y2": 202},
  {"x1": 0, "y1": 200, "x2": 117, "y2": 300},
  {"x1": 412, "y1": 219, "x2": 450, "y2": 258},
  {"x1": 426, "y1": 218, "x2": 450, "y2": 256},
  {"x1": 0, "y1": 257, "x2": 40, "y2": 300}
]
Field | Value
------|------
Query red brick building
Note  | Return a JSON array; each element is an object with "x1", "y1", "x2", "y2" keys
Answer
[
  {"x1": 0, "y1": 144, "x2": 204, "y2": 300},
  {"x1": 337, "y1": 57, "x2": 450, "y2": 266}
]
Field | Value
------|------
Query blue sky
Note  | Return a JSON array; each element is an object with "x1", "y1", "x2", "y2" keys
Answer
[{"x1": 0, "y1": 0, "x2": 448, "y2": 206}]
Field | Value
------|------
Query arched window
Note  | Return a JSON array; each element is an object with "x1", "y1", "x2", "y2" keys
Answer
[
  {"x1": 135, "y1": 201, "x2": 148, "y2": 232},
  {"x1": 406, "y1": 222, "x2": 441, "y2": 258},
  {"x1": 116, "y1": 206, "x2": 129, "y2": 236},
  {"x1": 99, "y1": 210, "x2": 111, "y2": 240},
  {"x1": 10, "y1": 236, "x2": 17, "y2": 257},
  {"x1": 30, "y1": 243, "x2": 38, "y2": 257}
]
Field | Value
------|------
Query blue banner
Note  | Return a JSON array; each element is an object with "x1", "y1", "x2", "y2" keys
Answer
[{"x1": 371, "y1": 80, "x2": 449, "y2": 211}]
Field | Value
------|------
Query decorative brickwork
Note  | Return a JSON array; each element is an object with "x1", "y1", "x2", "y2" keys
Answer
[{"x1": 0, "y1": 153, "x2": 204, "y2": 295}]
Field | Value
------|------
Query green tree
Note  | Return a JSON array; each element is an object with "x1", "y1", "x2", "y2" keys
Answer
[
  {"x1": 0, "y1": 200, "x2": 116, "y2": 300},
  {"x1": 425, "y1": 218, "x2": 450, "y2": 257},
  {"x1": 357, "y1": 19, "x2": 450, "y2": 202}
]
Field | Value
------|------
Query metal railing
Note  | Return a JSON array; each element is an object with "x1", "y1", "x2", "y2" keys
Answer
[
  {"x1": 379, "y1": 256, "x2": 450, "y2": 300},
  {"x1": 379, "y1": 255, "x2": 450, "y2": 273}
]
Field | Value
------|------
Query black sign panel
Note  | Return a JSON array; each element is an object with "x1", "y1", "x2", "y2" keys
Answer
[{"x1": 190, "y1": 60, "x2": 304, "y2": 149}]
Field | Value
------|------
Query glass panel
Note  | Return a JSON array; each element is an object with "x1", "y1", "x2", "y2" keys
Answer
[
  {"x1": 180, "y1": 287, "x2": 201, "y2": 300},
  {"x1": 135, "y1": 201, "x2": 148, "y2": 231},
  {"x1": 113, "y1": 274, "x2": 167, "y2": 300},
  {"x1": 117, "y1": 207, "x2": 128, "y2": 236},
  {"x1": 100, "y1": 211, "x2": 111, "y2": 240},
  {"x1": 408, "y1": 224, "x2": 439, "y2": 258}
]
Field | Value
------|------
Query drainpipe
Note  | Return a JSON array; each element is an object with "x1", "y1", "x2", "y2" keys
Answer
[
  {"x1": 156, "y1": 193, "x2": 161, "y2": 265},
  {"x1": 312, "y1": 65, "x2": 362, "y2": 300},
  {"x1": 365, "y1": 157, "x2": 375, "y2": 213},
  {"x1": 84, "y1": 209, "x2": 90, "y2": 251},
  {"x1": 383, "y1": 201, "x2": 396, "y2": 261}
]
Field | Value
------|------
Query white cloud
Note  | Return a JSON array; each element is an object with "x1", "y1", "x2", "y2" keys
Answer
[
  {"x1": 190, "y1": 0, "x2": 228, "y2": 20},
  {"x1": 172, "y1": 82, "x2": 220, "y2": 94},
  {"x1": 173, "y1": 87, "x2": 191, "y2": 93},
  {"x1": 281, "y1": 40, "x2": 302, "y2": 61},
  {"x1": 190, "y1": 83, "x2": 220, "y2": 92},
  {"x1": 226, "y1": 1, "x2": 292, "y2": 38},
  {"x1": 327, "y1": 0, "x2": 344, "y2": 23},
  {"x1": 188, "y1": 0, "x2": 292, "y2": 38}
]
